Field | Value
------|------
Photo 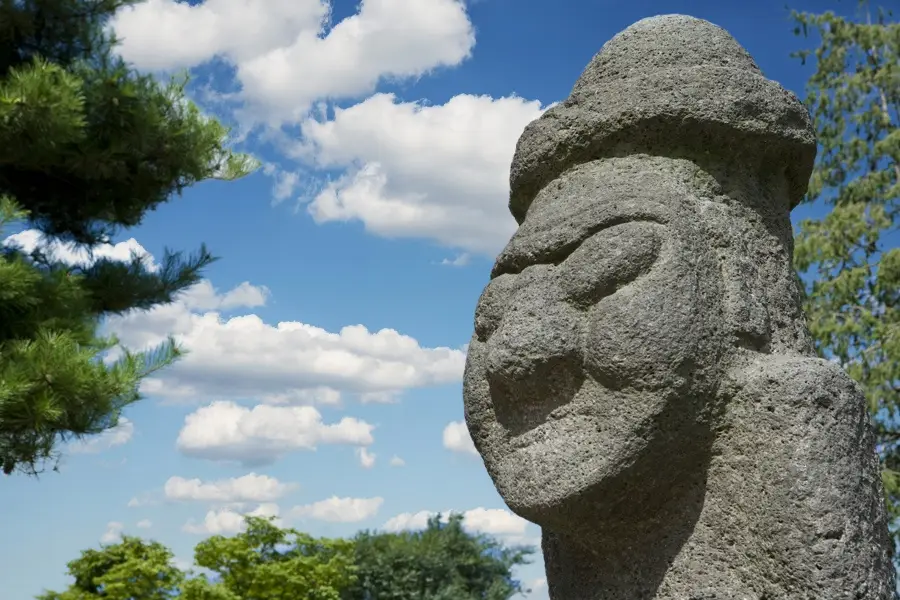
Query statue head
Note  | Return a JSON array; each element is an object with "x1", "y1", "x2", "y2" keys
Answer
[{"x1": 462, "y1": 14, "x2": 817, "y2": 534}]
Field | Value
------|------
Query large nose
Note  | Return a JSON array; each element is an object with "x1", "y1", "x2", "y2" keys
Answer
[{"x1": 485, "y1": 301, "x2": 583, "y2": 435}]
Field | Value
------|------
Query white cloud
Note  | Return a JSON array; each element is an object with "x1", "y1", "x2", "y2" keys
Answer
[
  {"x1": 356, "y1": 447, "x2": 376, "y2": 469},
  {"x1": 69, "y1": 418, "x2": 134, "y2": 454},
  {"x1": 382, "y1": 507, "x2": 530, "y2": 538},
  {"x1": 103, "y1": 281, "x2": 271, "y2": 363},
  {"x1": 5, "y1": 235, "x2": 465, "y2": 407},
  {"x1": 263, "y1": 162, "x2": 304, "y2": 203},
  {"x1": 111, "y1": 0, "x2": 475, "y2": 125},
  {"x1": 461, "y1": 507, "x2": 530, "y2": 537},
  {"x1": 183, "y1": 503, "x2": 281, "y2": 535},
  {"x1": 357, "y1": 391, "x2": 398, "y2": 404},
  {"x1": 178, "y1": 280, "x2": 270, "y2": 312},
  {"x1": 176, "y1": 401, "x2": 374, "y2": 465},
  {"x1": 3, "y1": 229, "x2": 158, "y2": 271},
  {"x1": 111, "y1": 0, "x2": 328, "y2": 70},
  {"x1": 136, "y1": 519, "x2": 152, "y2": 529},
  {"x1": 297, "y1": 93, "x2": 545, "y2": 254},
  {"x1": 382, "y1": 510, "x2": 436, "y2": 532},
  {"x1": 127, "y1": 496, "x2": 146, "y2": 508},
  {"x1": 290, "y1": 496, "x2": 383, "y2": 523},
  {"x1": 101, "y1": 521, "x2": 124, "y2": 544},
  {"x1": 442, "y1": 421, "x2": 477, "y2": 456},
  {"x1": 105, "y1": 280, "x2": 465, "y2": 406},
  {"x1": 259, "y1": 388, "x2": 344, "y2": 406},
  {"x1": 440, "y1": 253, "x2": 471, "y2": 267},
  {"x1": 171, "y1": 557, "x2": 194, "y2": 571},
  {"x1": 389, "y1": 455, "x2": 405, "y2": 467},
  {"x1": 164, "y1": 473, "x2": 298, "y2": 503}
]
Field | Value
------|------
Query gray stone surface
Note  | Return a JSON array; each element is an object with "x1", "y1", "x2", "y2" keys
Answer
[{"x1": 463, "y1": 14, "x2": 896, "y2": 599}]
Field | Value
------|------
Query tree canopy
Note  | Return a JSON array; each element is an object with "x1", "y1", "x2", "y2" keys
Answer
[
  {"x1": 345, "y1": 513, "x2": 534, "y2": 600},
  {"x1": 789, "y1": 0, "x2": 899, "y2": 547},
  {"x1": 39, "y1": 515, "x2": 535, "y2": 600},
  {"x1": 0, "y1": 0, "x2": 258, "y2": 476}
]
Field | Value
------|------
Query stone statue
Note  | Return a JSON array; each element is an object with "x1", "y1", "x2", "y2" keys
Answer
[{"x1": 462, "y1": 14, "x2": 896, "y2": 599}]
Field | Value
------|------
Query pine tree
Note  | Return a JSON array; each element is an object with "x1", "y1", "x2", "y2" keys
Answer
[
  {"x1": 789, "y1": 0, "x2": 900, "y2": 543},
  {"x1": 0, "y1": 0, "x2": 259, "y2": 476}
]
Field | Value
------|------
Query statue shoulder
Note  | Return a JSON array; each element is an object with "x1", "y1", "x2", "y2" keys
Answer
[{"x1": 722, "y1": 353, "x2": 867, "y2": 416}]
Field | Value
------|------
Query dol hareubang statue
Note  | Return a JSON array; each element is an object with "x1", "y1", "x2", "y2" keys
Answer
[{"x1": 462, "y1": 14, "x2": 896, "y2": 599}]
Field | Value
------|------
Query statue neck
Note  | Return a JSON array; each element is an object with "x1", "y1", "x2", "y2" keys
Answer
[{"x1": 540, "y1": 355, "x2": 896, "y2": 599}]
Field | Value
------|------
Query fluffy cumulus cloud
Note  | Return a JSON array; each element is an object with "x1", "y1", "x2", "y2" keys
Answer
[
  {"x1": 164, "y1": 473, "x2": 298, "y2": 503},
  {"x1": 184, "y1": 503, "x2": 282, "y2": 535},
  {"x1": 105, "y1": 278, "x2": 466, "y2": 406},
  {"x1": 108, "y1": 0, "x2": 546, "y2": 257},
  {"x1": 3, "y1": 230, "x2": 158, "y2": 271},
  {"x1": 383, "y1": 507, "x2": 530, "y2": 538},
  {"x1": 100, "y1": 521, "x2": 125, "y2": 544},
  {"x1": 136, "y1": 519, "x2": 152, "y2": 529},
  {"x1": 110, "y1": 0, "x2": 475, "y2": 124},
  {"x1": 176, "y1": 280, "x2": 270, "y2": 312},
  {"x1": 263, "y1": 162, "x2": 305, "y2": 203},
  {"x1": 440, "y1": 253, "x2": 471, "y2": 267},
  {"x1": 177, "y1": 401, "x2": 374, "y2": 465},
  {"x1": 356, "y1": 447, "x2": 376, "y2": 469},
  {"x1": 69, "y1": 418, "x2": 135, "y2": 454},
  {"x1": 442, "y1": 420, "x2": 477, "y2": 456},
  {"x1": 290, "y1": 495, "x2": 384, "y2": 523},
  {"x1": 4, "y1": 228, "x2": 464, "y2": 406},
  {"x1": 106, "y1": 0, "x2": 549, "y2": 257},
  {"x1": 294, "y1": 93, "x2": 546, "y2": 254},
  {"x1": 2, "y1": 229, "x2": 465, "y2": 475}
]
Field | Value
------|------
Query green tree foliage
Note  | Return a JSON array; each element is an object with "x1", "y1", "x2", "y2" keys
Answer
[
  {"x1": 789, "y1": 1, "x2": 900, "y2": 535},
  {"x1": 38, "y1": 517, "x2": 355, "y2": 600},
  {"x1": 0, "y1": 0, "x2": 259, "y2": 476},
  {"x1": 189, "y1": 517, "x2": 357, "y2": 600},
  {"x1": 36, "y1": 535, "x2": 186, "y2": 600},
  {"x1": 344, "y1": 513, "x2": 534, "y2": 600},
  {"x1": 38, "y1": 515, "x2": 534, "y2": 600}
]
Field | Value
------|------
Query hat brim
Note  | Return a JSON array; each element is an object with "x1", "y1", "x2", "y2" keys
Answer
[{"x1": 508, "y1": 65, "x2": 817, "y2": 223}]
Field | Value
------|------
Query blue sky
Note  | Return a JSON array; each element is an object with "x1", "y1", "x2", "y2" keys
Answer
[{"x1": 0, "y1": 0, "x2": 862, "y2": 598}]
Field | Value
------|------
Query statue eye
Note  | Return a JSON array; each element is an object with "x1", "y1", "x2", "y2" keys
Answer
[
  {"x1": 557, "y1": 221, "x2": 664, "y2": 308},
  {"x1": 474, "y1": 273, "x2": 519, "y2": 342}
]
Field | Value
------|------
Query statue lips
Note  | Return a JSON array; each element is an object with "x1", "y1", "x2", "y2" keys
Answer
[
  {"x1": 485, "y1": 359, "x2": 587, "y2": 443},
  {"x1": 503, "y1": 400, "x2": 590, "y2": 453},
  {"x1": 483, "y1": 293, "x2": 585, "y2": 438}
]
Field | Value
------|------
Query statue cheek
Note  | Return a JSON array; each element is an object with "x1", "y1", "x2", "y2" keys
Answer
[{"x1": 583, "y1": 272, "x2": 701, "y2": 392}]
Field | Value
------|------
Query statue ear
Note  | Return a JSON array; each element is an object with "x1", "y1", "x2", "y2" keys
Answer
[{"x1": 722, "y1": 252, "x2": 771, "y2": 352}]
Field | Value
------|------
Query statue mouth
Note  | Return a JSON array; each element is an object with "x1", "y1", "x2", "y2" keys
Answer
[
  {"x1": 487, "y1": 362, "x2": 585, "y2": 438},
  {"x1": 505, "y1": 402, "x2": 586, "y2": 451}
]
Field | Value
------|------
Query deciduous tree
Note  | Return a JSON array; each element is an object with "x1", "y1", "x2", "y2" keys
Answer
[
  {"x1": 40, "y1": 515, "x2": 535, "y2": 600},
  {"x1": 39, "y1": 517, "x2": 357, "y2": 600},
  {"x1": 344, "y1": 513, "x2": 534, "y2": 600},
  {"x1": 789, "y1": 0, "x2": 900, "y2": 543}
]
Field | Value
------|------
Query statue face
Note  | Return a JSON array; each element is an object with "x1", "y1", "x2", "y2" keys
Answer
[{"x1": 463, "y1": 160, "x2": 725, "y2": 524}]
